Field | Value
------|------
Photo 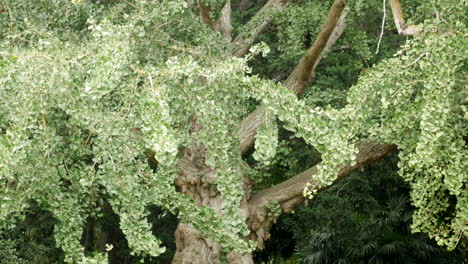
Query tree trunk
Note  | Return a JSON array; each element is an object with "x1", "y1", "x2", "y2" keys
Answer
[
  {"x1": 169, "y1": 2, "x2": 400, "y2": 263},
  {"x1": 172, "y1": 143, "x2": 396, "y2": 263},
  {"x1": 173, "y1": 222, "x2": 222, "y2": 264},
  {"x1": 199, "y1": 0, "x2": 232, "y2": 41},
  {"x1": 172, "y1": 169, "x2": 254, "y2": 263},
  {"x1": 172, "y1": 222, "x2": 253, "y2": 264},
  {"x1": 173, "y1": 140, "x2": 254, "y2": 264},
  {"x1": 239, "y1": 0, "x2": 348, "y2": 154}
]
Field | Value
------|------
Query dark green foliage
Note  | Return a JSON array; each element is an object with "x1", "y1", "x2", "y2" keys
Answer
[
  {"x1": 1, "y1": 0, "x2": 466, "y2": 262},
  {"x1": 258, "y1": 155, "x2": 467, "y2": 264},
  {"x1": 245, "y1": 126, "x2": 321, "y2": 191},
  {"x1": 0, "y1": 202, "x2": 178, "y2": 264},
  {"x1": 0, "y1": 203, "x2": 64, "y2": 264},
  {"x1": 90, "y1": 204, "x2": 178, "y2": 264},
  {"x1": 94, "y1": 204, "x2": 178, "y2": 264},
  {"x1": 253, "y1": 221, "x2": 296, "y2": 263}
]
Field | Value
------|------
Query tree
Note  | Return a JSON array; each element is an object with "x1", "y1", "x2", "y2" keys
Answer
[
  {"x1": 263, "y1": 155, "x2": 466, "y2": 264},
  {"x1": 0, "y1": 0, "x2": 466, "y2": 263}
]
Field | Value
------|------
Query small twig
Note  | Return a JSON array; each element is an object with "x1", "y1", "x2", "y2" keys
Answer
[
  {"x1": 152, "y1": 39, "x2": 202, "y2": 56},
  {"x1": 63, "y1": 160, "x2": 72, "y2": 177},
  {"x1": 148, "y1": 73, "x2": 154, "y2": 89},
  {"x1": 130, "y1": 64, "x2": 147, "y2": 76},
  {"x1": 2, "y1": 1, "x2": 14, "y2": 32},
  {"x1": 121, "y1": 0, "x2": 138, "y2": 9},
  {"x1": 41, "y1": 113, "x2": 47, "y2": 129},
  {"x1": 387, "y1": 79, "x2": 423, "y2": 100},
  {"x1": 401, "y1": 52, "x2": 428, "y2": 68},
  {"x1": 376, "y1": 0, "x2": 387, "y2": 54},
  {"x1": 24, "y1": 54, "x2": 53, "y2": 61},
  {"x1": 40, "y1": 113, "x2": 50, "y2": 145},
  {"x1": 455, "y1": 224, "x2": 462, "y2": 247},
  {"x1": 108, "y1": 154, "x2": 116, "y2": 172},
  {"x1": 76, "y1": 53, "x2": 89, "y2": 61},
  {"x1": 169, "y1": 44, "x2": 201, "y2": 55},
  {"x1": 435, "y1": 11, "x2": 448, "y2": 25},
  {"x1": 82, "y1": 131, "x2": 94, "y2": 146}
]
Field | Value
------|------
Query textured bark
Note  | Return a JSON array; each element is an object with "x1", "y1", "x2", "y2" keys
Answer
[
  {"x1": 232, "y1": 0, "x2": 290, "y2": 57},
  {"x1": 312, "y1": 6, "x2": 349, "y2": 70},
  {"x1": 246, "y1": 143, "x2": 397, "y2": 248},
  {"x1": 239, "y1": 0, "x2": 348, "y2": 154},
  {"x1": 173, "y1": 138, "x2": 396, "y2": 262},
  {"x1": 239, "y1": 106, "x2": 267, "y2": 155},
  {"x1": 200, "y1": 0, "x2": 232, "y2": 40},
  {"x1": 173, "y1": 136, "x2": 254, "y2": 263},
  {"x1": 173, "y1": 1, "x2": 398, "y2": 262},
  {"x1": 389, "y1": 0, "x2": 422, "y2": 36},
  {"x1": 173, "y1": 219, "x2": 254, "y2": 264},
  {"x1": 282, "y1": 0, "x2": 347, "y2": 95},
  {"x1": 173, "y1": 223, "x2": 223, "y2": 264}
]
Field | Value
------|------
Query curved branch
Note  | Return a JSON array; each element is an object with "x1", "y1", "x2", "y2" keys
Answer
[
  {"x1": 389, "y1": 0, "x2": 422, "y2": 36},
  {"x1": 232, "y1": 0, "x2": 290, "y2": 57},
  {"x1": 239, "y1": 0, "x2": 348, "y2": 154},
  {"x1": 246, "y1": 142, "x2": 397, "y2": 247}
]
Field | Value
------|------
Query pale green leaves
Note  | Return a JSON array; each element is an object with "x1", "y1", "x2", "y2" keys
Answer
[
  {"x1": 253, "y1": 109, "x2": 278, "y2": 166},
  {"x1": 266, "y1": 200, "x2": 281, "y2": 219},
  {"x1": 345, "y1": 32, "x2": 468, "y2": 250}
]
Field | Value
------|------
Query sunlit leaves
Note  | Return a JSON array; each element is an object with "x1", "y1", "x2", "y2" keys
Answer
[
  {"x1": 0, "y1": 0, "x2": 466, "y2": 261},
  {"x1": 346, "y1": 32, "x2": 468, "y2": 250},
  {"x1": 253, "y1": 110, "x2": 278, "y2": 166}
]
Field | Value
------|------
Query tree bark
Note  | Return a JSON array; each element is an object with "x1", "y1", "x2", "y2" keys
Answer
[
  {"x1": 173, "y1": 212, "x2": 254, "y2": 264},
  {"x1": 173, "y1": 151, "x2": 254, "y2": 263},
  {"x1": 200, "y1": 0, "x2": 232, "y2": 41},
  {"x1": 237, "y1": 0, "x2": 254, "y2": 11},
  {"x1": 232, "y1": 0, "x2": 290, "y2": 57},
  {"x1": 246, "y1": 143, "x2": 396, "y2": 248},
  {"x1": 389, "y1": 0, "x2": 422, "y2": 36},
  {"x1": 172, "y1": 1, "x2": 399, "y2": 262},
  {"x1": 282, "y1": 0, "x2": 347, "y2": 95},
  {"x1": 172, "y1": 143, "x2": 396, "y2": 263},
  {"x1": 239, "y1": 0, "x2": 348, "y2": 154}
]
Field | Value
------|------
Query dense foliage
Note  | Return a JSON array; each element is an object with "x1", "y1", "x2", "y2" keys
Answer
[
  {"x1": 0, "y1": 0, "x2": 466, "y2": 263},
  {"x1": 257, "y1": 155, "x2": 466, "y2": 263}
]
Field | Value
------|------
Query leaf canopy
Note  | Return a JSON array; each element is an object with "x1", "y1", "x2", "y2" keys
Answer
[{"x1": 0, "y1": 0, "x2": 466, "y2": 262}]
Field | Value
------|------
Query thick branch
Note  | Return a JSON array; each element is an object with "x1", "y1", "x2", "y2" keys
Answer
[
  {"x1": 282, "y1": 0, "x2": 347, "y2": 95},
  {"x1": 389, "y1": 0, "x2": 422, "y2": 36},
  {"x1": 232, "y1": 0, "x2": 290, "y2": 57},
  {"x1": 246, "y1": 142, "x2": 397, "y2": 247},
  {"x1": 239, "y1": 0, "x2": 348, "y2": 154},
  {"x1": 200, "y1": 0, "x2": 232, "y2": 40}
]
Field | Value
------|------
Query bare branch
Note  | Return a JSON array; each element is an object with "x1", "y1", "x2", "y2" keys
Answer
[
  {"x1": 239, "y1": 0, "x2": 348, "y2": 154},
  {"x1": 246, "y1": 142, "x2": 397, "y2": 247},
  {"x1": 282, "y1": 0, "x2": 347, "y2": 95},
  {"x1": 312, "y1": 6, "x2": 349, "y2": 71},
  {"x1": 389, "y1": 0, "x2": 422, "y2": 36},
  {"x1": 376, "y1": 0, "x2": 387, "y2": 54},
  {"x1": 232, "y1": 0, "x2": 290, "y2": 57}
]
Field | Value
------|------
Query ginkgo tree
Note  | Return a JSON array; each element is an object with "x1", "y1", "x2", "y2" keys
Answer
[{"x1": 0, "y1": 0, "x2": 466, "y2": 263}]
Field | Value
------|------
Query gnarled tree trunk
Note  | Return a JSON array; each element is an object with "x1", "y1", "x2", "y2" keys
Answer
[
  {"x1": 173, "y1": 220, "x2": 254, "y2": 263},
  {"x1": 173, "y1": 149, "x2": 254, "y2": 264},
  {"x1": 171, "y1": 143, "x2": 396, "y2": 263},
  {"x1": 171, "y1": 1, "x2": 400, "y2": 263}
]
